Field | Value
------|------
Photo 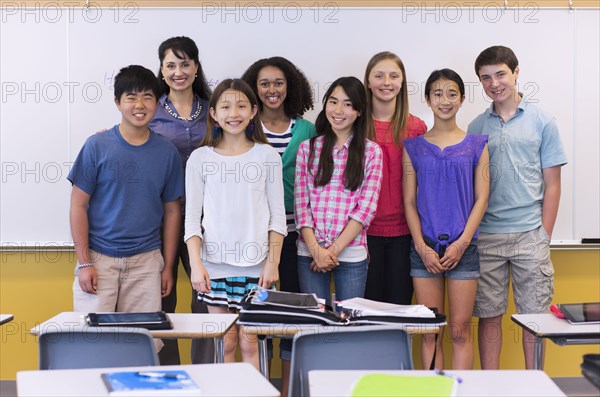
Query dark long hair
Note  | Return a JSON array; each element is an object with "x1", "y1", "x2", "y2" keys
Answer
[
  {"x1": 241, "y1": 56, "x2": 313, "y2": 118},
  {"x1": 157, "y1": 36, "x2": 211, "y2": 100},
  {"x1": 309, "y1": 76, "x2": 367, "y2": 192}
]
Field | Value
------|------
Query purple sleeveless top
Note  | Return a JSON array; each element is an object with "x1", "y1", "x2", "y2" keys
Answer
[{"x1": 404, "y1": 134, "x2": 488, "y2": 252}]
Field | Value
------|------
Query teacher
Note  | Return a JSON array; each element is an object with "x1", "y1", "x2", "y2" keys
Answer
[{"x1": 150, "y1": 36, "x2": 213, "y2": 365}]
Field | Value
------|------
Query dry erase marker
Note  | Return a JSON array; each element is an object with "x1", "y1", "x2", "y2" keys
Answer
[
  {"x1": 136, "y1": 371, "x2": 184, "y2": 380},
  {"x1": 434, "y1": 369, "x2": 463, "y2": 383}
]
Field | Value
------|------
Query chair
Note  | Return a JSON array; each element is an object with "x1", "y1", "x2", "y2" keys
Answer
[
  {"x1": 38, "y1": 327, "x2": 159, "y2": 370},
  {"x1": 288, "y1": 325, "x2": 413, "y2": 397}
]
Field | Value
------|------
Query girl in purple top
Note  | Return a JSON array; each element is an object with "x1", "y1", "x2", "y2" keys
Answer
[{"x1": 403, "y1": 69, "x2": 489, "y2": 370}]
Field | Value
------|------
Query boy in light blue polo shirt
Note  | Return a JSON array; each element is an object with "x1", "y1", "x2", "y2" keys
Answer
[{"x1": 467, "y1": 46, "x2": 567, "y2": 370}]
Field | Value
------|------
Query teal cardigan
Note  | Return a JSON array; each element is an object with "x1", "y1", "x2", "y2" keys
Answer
[{"x1": 282, "y1": 118, "x2": 317, "y2": 213}]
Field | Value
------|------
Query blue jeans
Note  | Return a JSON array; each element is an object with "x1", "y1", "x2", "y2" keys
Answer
[{"x1": 297, "y1": 255, "x2": 368, "y2": 305}]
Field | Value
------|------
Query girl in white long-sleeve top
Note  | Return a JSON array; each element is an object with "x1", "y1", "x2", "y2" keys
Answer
[{"x1": 184, "y1": 78, "x2": 286, "y2": 368}]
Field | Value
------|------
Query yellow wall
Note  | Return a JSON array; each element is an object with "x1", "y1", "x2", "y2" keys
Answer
[{"x1": 1, "y1": 249, "x2": 599, "y2": 379}]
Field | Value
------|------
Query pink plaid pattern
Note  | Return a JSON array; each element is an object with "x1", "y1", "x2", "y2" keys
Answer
[{"x1": 294, "y1": 135, "x2": 383, "y2": 249}]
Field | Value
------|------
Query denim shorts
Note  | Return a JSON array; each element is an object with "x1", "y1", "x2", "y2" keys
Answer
[{"x1": 410, "y1": 238, "x2": 480, "y2": 280}]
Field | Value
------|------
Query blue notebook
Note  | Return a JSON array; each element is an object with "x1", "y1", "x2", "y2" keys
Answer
[{"x1": 101, "y1": 370, "x2": 200, "y2": 396}]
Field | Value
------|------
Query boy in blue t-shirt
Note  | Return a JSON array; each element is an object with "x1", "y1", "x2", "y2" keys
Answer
[
  {"x1": 468, "y1": 46, "x2": 567, "y2": 370},
  {"x1": 68, "y1": 65, "x2": 184, "y2": 314}
]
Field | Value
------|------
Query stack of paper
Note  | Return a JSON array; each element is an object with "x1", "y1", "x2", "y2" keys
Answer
[{"x1": 337, "y1": 298, "x2": 435, "y2": 318}]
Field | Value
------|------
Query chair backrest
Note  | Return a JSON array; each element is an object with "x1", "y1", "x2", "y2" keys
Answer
[
  {"x1": 38, "y1": 326, "x2": 159, "y2": 370},
  {"x1": 288, "y1": 325, "x2": 413, "y2": 397}
]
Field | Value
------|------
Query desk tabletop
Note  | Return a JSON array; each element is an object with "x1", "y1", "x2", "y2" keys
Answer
[
  {"x1": 241, "y1": 322, "x2": 442, "y2": 336},
  {"x1": 30, "y1": 312, "x2": 238, "y2": 339},
  {"x1": 17, "y1": 362, "x2": 280, "y2": 396},
  {"x1": 308, "y1": 370, "x2": 566, "y2": 397},
  {"x1": 512, "y1": 314, "x2": 600, "y2": 338}
]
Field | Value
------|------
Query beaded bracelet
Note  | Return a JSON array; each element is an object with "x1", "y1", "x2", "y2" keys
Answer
[{"x1": 76, "y1": 263, "x2": 94, "y2": 270}]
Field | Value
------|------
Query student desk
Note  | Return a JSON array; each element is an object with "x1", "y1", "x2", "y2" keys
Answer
[
  {"x1": 241, "y1": 322, "x2": 444, "y2": 378},
  {"x1": 30, "y1": 312, "x2": 238, "y2": 363},
  {"x1": 17, "y1": 362, "x2": 280, "y2": 396},
  {"x1": 0, "y1": 314, "x2": 14, "y2": 325},
  {"x1": 308, "y1": 369, "x2": 566, "y2": 396},
  {"x1": 511, "y1": 314, "x2": 600, "y2": 370}
]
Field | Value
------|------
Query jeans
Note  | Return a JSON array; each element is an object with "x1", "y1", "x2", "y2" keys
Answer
[{"x1": 297, "y1": 255, "x2": 368, "y2": 305}]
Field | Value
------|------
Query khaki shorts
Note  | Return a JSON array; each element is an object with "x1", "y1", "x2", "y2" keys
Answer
[
  {"x1": 73, "y1": 249, "x2": 165, "y2": 313},
  {"x1": 473, "y1": 226, "x2": 554, "y2": 318}
]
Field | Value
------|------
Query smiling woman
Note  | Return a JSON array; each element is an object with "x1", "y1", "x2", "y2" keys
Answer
[{"x1": 148, "y1": 36, "x2": 215, "y2": 367}]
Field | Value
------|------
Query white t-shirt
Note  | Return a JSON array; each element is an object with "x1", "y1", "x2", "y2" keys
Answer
[{"x1": 184, "y1": 143, "x2": 287, "y2": 277}]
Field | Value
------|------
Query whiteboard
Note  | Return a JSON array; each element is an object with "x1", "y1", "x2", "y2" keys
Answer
[{"x1": 1, "y1": 6, "x2": 598, "y2": 247}]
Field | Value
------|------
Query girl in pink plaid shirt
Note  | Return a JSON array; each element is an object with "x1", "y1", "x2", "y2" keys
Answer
[{"x1": 294, "y1": 76, "x2": 383, "y2": 304}]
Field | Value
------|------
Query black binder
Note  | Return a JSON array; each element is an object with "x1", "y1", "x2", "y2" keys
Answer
[
  {"x1": 581, "y1": 353, "x2": 600, "y2": 389},
  {"x1": 238, "y1": 291, "x2": 446, "y2": 326}
]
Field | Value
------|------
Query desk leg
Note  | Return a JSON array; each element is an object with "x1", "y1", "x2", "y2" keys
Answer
[
  {"x1": 258, "y1": 335, "x2": 269, "y2": 378},
  {"x1": 533, "y1": 336, "x2": 543, "y2": 370},
  {"x1": 215, "y1": 337, "x2": 225, "y2": 363}
]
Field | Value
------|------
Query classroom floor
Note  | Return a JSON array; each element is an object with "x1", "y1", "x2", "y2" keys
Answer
[{"x1": 0, "y1": 380, "x2": 17, "y2": 397}]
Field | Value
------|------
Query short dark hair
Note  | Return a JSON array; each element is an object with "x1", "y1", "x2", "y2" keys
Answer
[
  {"x1": 424, "y1": 68, "x2": 466, "y2": 101},
  {"x1": 241, "y1": 56, "x2": 313, "y2": 118},
  {"x1": 474, "y1": 45, "x2": 519, "y2": 77},
  {"x1": 114, "y1": 65, "x2": 160, "y2": 101},
  {"x1": 157, "y1": 36, "x2": 212, "y2": 100}
]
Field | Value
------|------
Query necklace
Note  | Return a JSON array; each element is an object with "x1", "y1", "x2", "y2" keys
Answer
[{"x1": 164, "y1": 96, "x2": 202, "y2": 121}]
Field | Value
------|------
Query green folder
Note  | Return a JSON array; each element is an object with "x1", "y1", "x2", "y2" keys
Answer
[{"x1": 351, "y1": 374, "x2": 458, "y2": 397}]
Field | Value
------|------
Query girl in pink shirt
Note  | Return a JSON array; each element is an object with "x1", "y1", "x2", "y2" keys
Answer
[
  {"x1": 363, "y1": 51, "x2": 427, "y2": 305},
  {"x1": 295, "y1": 76, "x2": 383, "y2": 304}
]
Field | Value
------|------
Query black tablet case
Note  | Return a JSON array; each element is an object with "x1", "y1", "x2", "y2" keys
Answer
[{"x1": 86, "y1": 311, "x2": 173, "y2": 330}]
